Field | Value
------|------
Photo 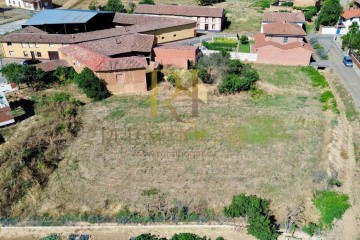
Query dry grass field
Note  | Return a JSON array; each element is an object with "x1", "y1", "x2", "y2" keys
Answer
[{"x1": 5, "y1": 64, "x2": 333, "y2": 226}]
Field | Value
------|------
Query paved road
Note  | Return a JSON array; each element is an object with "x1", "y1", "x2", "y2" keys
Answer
[
  {"x1": 0, "y1": 19, "x2": 27, "y2": 35},
  {"x1": 318, "y1": 35, "x2": 360, "y2": 108}
]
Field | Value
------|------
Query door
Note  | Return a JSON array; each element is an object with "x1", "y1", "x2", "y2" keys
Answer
[
  {"x1": 48, "y1": 51, "x2": 59, "y2": 60},
  {"x1": 30, "y1": 51, "x2": 35, "y2": 60},
  {"x1": 205, "y1": 24, "x2": 209, "y2": 31}
]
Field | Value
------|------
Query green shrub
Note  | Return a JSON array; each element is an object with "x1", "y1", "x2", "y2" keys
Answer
[
  {"x1": 40, "y1": 234, "x2": 61, "y2": 240},
  {"x1": 313, "y1": 190, "x2": 350, "y2": 229},
  {"x1": 75, "y1": 68, "x2": 111, "y2": 101},
  {"x1": 249, "y1": 86, "x2": 266, "y2": 99},
  {"x1": 115, "y1": 208, "x2": 145, "y2": 223},
  {"x1": 202, "y1": 40, "x2": 236, "y2": 52},
  {"x1": 281, "y1": 1, "x2": 294, "y2": 6},
  {"x1": 53, "y1": 66, "x2": 77, "y2": 83},
  {"x1": 328, "y1": 177, "x2": 343, "y2": 187},
  {"x1": 167, "y1": 74, "x2": 176, "y2": 86},
  {"x1": 198, "y1": 69, "x2": 213, "y2": 84},
  {"x1": 319, "y1": 90, "x2": 334, "y2": 102},
  {"x1": 240, "y1": 35, "x2": 249, "y2": 44},
  {"x1": 303, "y1": 222, "x2": 318, "y2": 236},
  {"x1": 171, "y1": 233, "x2": 207, "y2": 240},
  {"x1": 134, "y1": 233, "x2": 166, "y2": 240}
]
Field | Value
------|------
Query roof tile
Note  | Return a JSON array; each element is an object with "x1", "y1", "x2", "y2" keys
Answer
[{"x1": 263, "y1": 12, "x2": 305, "y2": 23}]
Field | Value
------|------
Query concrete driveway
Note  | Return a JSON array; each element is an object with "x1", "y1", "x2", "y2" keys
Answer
[{"x1": 317, "y1": 35, "x2": 360, "y2": 108}]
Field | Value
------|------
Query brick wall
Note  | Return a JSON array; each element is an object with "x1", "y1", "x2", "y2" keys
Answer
[
  {"x1": 154, "y1": 47, "x2": 197, "y2": 68},
  {"x1": 256, "y1": 45, "x2": 312, "y2": 65}
]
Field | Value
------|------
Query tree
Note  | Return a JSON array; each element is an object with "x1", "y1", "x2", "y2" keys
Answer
[
  {"x1": 103, "y1": 0, "x2": 127, "y2": 12},
  {"x1": 315, "y1": 0, "x2": 343, "y2": 30},
  {"x1": 75, "y1": 68, "x2": 111, "y2": 101},
  {"x1": 88, "y1": 0, "x2": 99, "y2": 10},
  {"x1": 239, "y1": 35, "x2": 249, "y2": 44},
  {"x1": 224, "y1": 194, "x2": 279, "y2": 240},
  {"x1": 134, "y1": 233, "x2": 166, "y2": 240},
  {"x1": 52, "y1": 66, "x2": 77, "y2": 83},
  {"x1": 0, "y1": 63, "x2": 47, "y2": 90},
  {"x1": 139, "y1": 0, "x2": 155, "y2": 4},
  {"x1": 341, "y1": 22, "x2": 360, "y2": 50}
]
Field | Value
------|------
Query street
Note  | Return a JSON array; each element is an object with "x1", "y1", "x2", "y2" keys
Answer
[{"x1": 318, "y1": 35, "x2": 360, "y2": 108}]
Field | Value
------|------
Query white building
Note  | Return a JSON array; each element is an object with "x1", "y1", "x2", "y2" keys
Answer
[
  {"x1": 134, "y1": 4, "x2": 225, "y2": 32},
  {"x1": 338, "y1": 8, "x2": 360, "y2": 35},
  {"x1": 5, "y1": 0, "x2": 52, "y2": 10}
]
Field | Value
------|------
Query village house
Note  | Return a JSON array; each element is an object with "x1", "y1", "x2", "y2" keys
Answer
[
  {"x1": 153, "y1": 45, "x2": 200, "y2": 68},
  {"x1": 262, "y1": 12, "x2": 306, "y2": 30},
  {"x1": 337, "y1": 8, "x2": 360, "y2": 35},
  {"x1": 0, "y1": 9, "x2": 196, "y2": 60},
  {"x1": 5, "y1": 0, "x2": 52, "y2": 10},
  {"x1": 253, "y1": 22, "x2": 313, "y2": 65},
  {"x1": 134, "y1": 4, "x2": 225, "y2": 32}
]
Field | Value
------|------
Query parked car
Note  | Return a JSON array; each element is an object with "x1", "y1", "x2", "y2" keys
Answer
[
  {"x1": 343, "y1": 55, "x2": 353, "y2": 67},
  {"x1": 21, "y1": 59, "x2": 41, "y2": 65}
]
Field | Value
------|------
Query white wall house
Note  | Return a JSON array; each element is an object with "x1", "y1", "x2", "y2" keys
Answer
[
  {"x1": 338, "y1": 9, "x2": 360, "y2": 35},
  {"x1": 135, "y1": 4, "x2": 225, "y2": 33},
  {"x1": 5, "y1": 0, "x2": 52, "y2": 10}
]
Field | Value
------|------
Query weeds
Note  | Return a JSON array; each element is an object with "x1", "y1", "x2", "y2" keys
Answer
[{"x1": 300, "y1": 67, "x2": 328, "y2": 88}]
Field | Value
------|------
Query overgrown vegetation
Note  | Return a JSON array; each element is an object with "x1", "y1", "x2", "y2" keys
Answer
[
  {"x1": 1, "y1": 63, "x2": 47, "y2": 90},
  {"x1": 319, "y1": 90, "x2": 339, "y2": 114},
  {"x1": 133, "y1": 233, "x2": 219, "y2": 240},
  {"x1": 312, "y1": 190, "x2": 350, "y2": 229},
  {"x1": 310, "y1": 38, "x2": 329, "y2": 60},
  {"x1": 302, "y1": 222, "x2": 318, "y2": 236},
  {"x1": 224, "y1": 194, "x2": 279, "y2": 240},
  {"x1": 196, "y1": 0, "x2": 225, "y2": 6},
  {"x1": 300, "y1": 67, "x2": 328, "y2": 88},
  {"x1": 0, "y1": 92, "x2": 82, "y2": 217},
  {"x1": 218, "y1": 59, "x2": 259, "y2": 94},
  {"x1": 40, "y1": 234, "x2": 61, "y2": 240},
  {"x1": 342, "y1": 22, "x2": 360, "y2": 50}
]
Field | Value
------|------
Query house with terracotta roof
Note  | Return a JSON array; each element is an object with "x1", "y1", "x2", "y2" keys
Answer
[
  {"x1": 262, "y1": 12, "x2": 306, "y2": 30},
  {"x1": 153, "y1": 45, "x2": 200, "y2": 68},
  {"x1": 59, "y1": 45, "x2": 149, "y2": 95},
  {"x1": 338, "y1": 8, "x2": 360, "y2": 34},
  {"x1": 0, "y1": 10, "x2": 196, "y2": 60},
  {"x1": 253, "y1": 22, "x2": 313, "y2": 65},
  {"x1": 134, "y1": 4, "x2": 225, "y2": 32}
]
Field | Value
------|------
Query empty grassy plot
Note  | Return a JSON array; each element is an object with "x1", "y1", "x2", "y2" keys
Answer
[{"x1": 21, "y1": 65, "x2": 329, "y2": 226}]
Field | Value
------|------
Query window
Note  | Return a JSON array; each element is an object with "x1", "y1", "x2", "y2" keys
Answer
[
  {"x1": 21, "y1": 43, "x2": 27, "y2": 48},
  {"x1": 6, "y1": 42, "x2": 12, "y2": 46},
  {"x1": 29, "y1": 43, "x2": 34, "y2": 47},
  {"x1": 8, "y1": 51, "x2": 14, "y2": 56},
  {"x1": 116, "y1": 74, "x2": 124, "y2": 84},
  {"x1": 49, "y1": 43, "x2": 54, "y2": 47},
  {"x1": 283, "y1": 37, "x2": 288, "y2": 43},
  {"x1": 35, "y1": 43, "x2": 40, "y2": 48},
  {"x1": 205, "y1": 17, "x2": 208, "y2": 23},
  {"x1": 197, "y1": 17, "x2": 200, "y2": 22},
  {"x1": 212, "y1": 17, "x2": 215, "y2": 22},
  {"x1": 36, "y1": 52, "x2": 42, "y2": 57},
  {"x1": 197, "y1": 24, "x2": 200, "y2": 29},
  {"x1": 212, "y1": 24, "x2": 215, "y2": 29},
  {"x1": 23, "y1": 51, "x2": 28, "y2": 57}
]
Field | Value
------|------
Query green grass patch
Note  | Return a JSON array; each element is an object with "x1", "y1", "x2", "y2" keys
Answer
[
  {"x1": 238, "y1": 40, "x2": 254, "y2": 53},
  {"x1": 300, "y1": 67, "x2": 328, "y2": 88},
  {"x1": 313, "y1": 190, "x2": 350, "y2": 229}
]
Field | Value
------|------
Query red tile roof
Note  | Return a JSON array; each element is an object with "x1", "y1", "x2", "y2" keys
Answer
[
  {"x1": 36, "y1": 59, "x2": 71, "y2": 72},
  {"x1": 263, "y1": 22, "x2": 307, "y2": 36},
  {"x1": 254, "y1": 33, "x2": 313, "y2": 52},
  {"x1": 263, "y1": 12, "x2": 305, "y2": 23},
  {"x1": 59, "y1": 45, "x2": 148, "y2": 71},
  {"x1": 0, "y1": 14, "x2": 195, "y2": 44},
  {"x1": 0, "y1": 106, "x2": 14, "y2": 126},
  {"x1": 78, "y1": 33, "x2": 155, "y2": 56},
  {"x1": 342, "y1": 8, "x2": 360, "y2": 19},
  {"x1": 135, "y1": 4, "x2": 224, "y2": 18}
]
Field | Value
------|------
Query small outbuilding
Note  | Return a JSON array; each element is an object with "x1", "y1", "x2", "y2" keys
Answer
[{"x1": 153, "y1": 45, "x2": 200, "y2": 69}]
